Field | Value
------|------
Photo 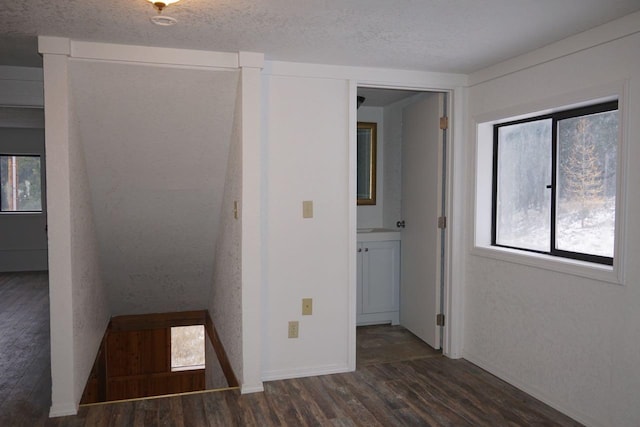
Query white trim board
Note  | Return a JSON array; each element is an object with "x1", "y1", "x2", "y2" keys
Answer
[{"x1": 262, "y1": 363, "x2": 350, "y2": 382}]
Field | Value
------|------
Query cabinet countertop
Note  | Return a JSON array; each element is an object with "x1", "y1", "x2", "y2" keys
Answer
[{"x1": 357, "y1": 229, "x2": 401, "y2": 242}]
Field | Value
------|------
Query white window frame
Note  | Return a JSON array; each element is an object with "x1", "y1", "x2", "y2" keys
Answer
[{"x1": 471, "y1": 82, "x2": 628, "y2": 285}]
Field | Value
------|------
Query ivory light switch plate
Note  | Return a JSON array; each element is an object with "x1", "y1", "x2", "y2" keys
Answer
[
  {"x1": 302, "y1": 298, "x2": 312, "y2": 315},
  {"x1": 302, "y1": 200, "x2": 313, "y2": 218}
]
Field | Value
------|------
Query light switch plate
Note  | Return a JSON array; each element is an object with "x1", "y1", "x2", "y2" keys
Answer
[
  {"x1": 302, "y1": 298, "x2": 312, "y2": 315},
  {"x1": 302, "y1": 200, "x2": 313, "y2": 218}
]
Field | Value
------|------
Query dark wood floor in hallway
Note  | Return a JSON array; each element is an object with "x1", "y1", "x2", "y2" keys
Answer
[
  {"x1": 0, "y1": 272, "x2": 51, "y2": 427},
  {"x1": 1, "y1": 272, "x2": 583, "y2": 426}
]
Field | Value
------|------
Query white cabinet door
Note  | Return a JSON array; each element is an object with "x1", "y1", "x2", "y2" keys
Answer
[
  {"x1": 357, "y1": 240, "x2": 400, "y2": 326},
  {"x1": 362, "y1": 241, "x2": 400, "y2": 314}
]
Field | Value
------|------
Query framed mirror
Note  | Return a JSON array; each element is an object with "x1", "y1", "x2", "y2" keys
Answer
[{"x1": 357, "y1": 122, "x2": 377, "y2": 205}]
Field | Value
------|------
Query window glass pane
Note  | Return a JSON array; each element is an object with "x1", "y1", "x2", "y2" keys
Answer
[
  {"x1": 556, "y1": 110, "x2": 618, "y2": 258},
  {"x1": 496, "y1": 120, "x2": 552, "y2": 251},
  {"x1": 0, "y1": 155, "x2": 42, "y2": 212},
  {"x1": 171, "y1": 325, "x2": 205, "y2": 371}
]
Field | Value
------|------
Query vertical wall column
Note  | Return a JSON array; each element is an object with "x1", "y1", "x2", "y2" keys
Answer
[
  {"x1": 239, "y1": 52, "x2": 265, "y2": 393},
  {"x1": 38, "y1": 37, "x2": 77, "y2": 416}
]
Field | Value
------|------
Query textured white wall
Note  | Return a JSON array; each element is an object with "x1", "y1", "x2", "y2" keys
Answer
[
  {"x1": 68, "y1": 61, "x2": 239, "y2": 315},
  {"x1": 262, "y1": 74, "x2": 350, "y2": 379},
  {"x1": 209, "y1": 77, "x2": 243, "y2": 385},
  {"x1": 464, "y1": 27, "x2": 640, "y2": 427},
  {"x1": 356, "y1": 106, "x2": 384, "y2": 228},
  {"x1": 68, "y1": 96, "x2": 111, "y2": 404}
]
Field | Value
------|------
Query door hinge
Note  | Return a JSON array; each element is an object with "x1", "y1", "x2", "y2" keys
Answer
[
  {"x1": 436, "y1": 313, "x2": 445, "y2": 327},
  {"x1": 438, "y1": 216, "x2": 447, "y2": 229},
  {"x1": 439, "y1": 116, "x2": 449, "y2": 130}
]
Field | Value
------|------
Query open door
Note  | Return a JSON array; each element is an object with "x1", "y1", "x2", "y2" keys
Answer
[{"x1": 400, "y1": 92, "x2": 445, "y2": 349}]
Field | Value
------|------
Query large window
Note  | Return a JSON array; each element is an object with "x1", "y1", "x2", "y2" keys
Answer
[
  {"x1": 0, "y1": 155, "x2": 43, "y2": 212},
  {"x1": 493, "y1": 101, "x2": 618, "y2": 265}
]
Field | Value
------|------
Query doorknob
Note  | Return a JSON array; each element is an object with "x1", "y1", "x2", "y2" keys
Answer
[{"x1": 397, "y1": 220, "x2": 405, "y2": 228}]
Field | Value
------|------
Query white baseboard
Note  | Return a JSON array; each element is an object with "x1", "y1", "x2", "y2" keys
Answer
[
  {"x1": 262, "y1": 363, "x2": 350, "y2": 382},
  {"x1": 49, "y1": 403, "x2": 78, "y2": 418},
  {"x1": 241, "y1": 384, "x2": 265, "y2": 394},
  {"x1": 463, "y1": 352, "x2": 604, "y2": 427}
]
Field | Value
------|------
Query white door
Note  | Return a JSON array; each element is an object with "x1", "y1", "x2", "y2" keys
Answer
[{"x1": 400, "y1": 92, "x2": 444, "y2": 349}]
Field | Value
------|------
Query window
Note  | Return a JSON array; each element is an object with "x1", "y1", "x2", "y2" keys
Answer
[
  {"x1": 492, "y1": 101, "x2": 618, "y2": 265},
  {"x1": 170, "y1": 325, "x2": 205, "y2": 371},
  {"x1": 0, "y1": 155, "x2": 43, "y2": 212}
]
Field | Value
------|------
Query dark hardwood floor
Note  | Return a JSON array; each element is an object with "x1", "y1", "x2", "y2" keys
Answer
[
  {"x1": 0, "y1": 272, "x2": 51, "y2": 427},
  {"x1": 357, "y1": 324, "x2": 441, "y2": 368},
  {"x1": 1, "y1": 273, "x2": 583, "y2": 426}
]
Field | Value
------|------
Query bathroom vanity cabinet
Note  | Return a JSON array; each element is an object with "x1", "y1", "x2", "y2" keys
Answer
[{"x1": 356, "y1": 230, "x2": 400, "y2": 325}]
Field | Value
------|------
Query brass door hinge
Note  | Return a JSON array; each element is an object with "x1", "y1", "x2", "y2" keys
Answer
[
  {"x1": 438, "y1": 216, "x2": 447, "y2": 229},
  {"x1": 436, "y1": 313, "x2": 445, "y2": 327},
  {"x1": 439, "y1": 116, "x2": 449, "y2": 130}
]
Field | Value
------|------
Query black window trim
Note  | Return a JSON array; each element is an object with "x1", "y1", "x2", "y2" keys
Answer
[{"x1": 491, "y1": 100, "x2": 618, "y2": 266}]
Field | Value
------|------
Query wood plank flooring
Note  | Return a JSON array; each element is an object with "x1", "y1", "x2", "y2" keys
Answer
[
  {"x1": 356, "y1": 324, "x2": 441, "y2": 368},
  {"x1": 1, "y1": 273, "x2": 583, "y2": 426},
  {"x1": 0, "y1": 272, "x2": 51, "y2": 427}
]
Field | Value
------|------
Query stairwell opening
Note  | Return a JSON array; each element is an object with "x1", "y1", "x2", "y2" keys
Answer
[{"x1": 80, "y1": 310, "x2": 238, "y2": 405}]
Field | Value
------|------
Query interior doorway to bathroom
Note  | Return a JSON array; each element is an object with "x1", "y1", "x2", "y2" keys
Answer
[{"x1": 355, "y1": 87, "x2": 449, "y2": 362}]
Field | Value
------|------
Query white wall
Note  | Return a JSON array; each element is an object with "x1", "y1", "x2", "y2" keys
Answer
[
  {"x1": 381, "y1": 102, "x2": 402, "y2": 229},
  {"x1": 68, "y1": 93, "x2": 110, "y2": 405},
  {"x1": 262, "y1": 73, "x2": 351, "y2": 379},
  {"x1": 464, "y1": 16, "x2": 640, "y2": 427},
  {"x1": 68, "y1": 60, "x2": 239, "y2": 315},
  {"x1": 0, "y1": 126, "x2": 48, "y2": 272},
  {"x1": 41, "y1": 44, "x2": 111, "y2": 416},
  {"x1": 209, "y1": 77, "x2": 243, "y2": 385},
  {"x1": 0, "y1": 66, "x2": 43, "y2": 107},
  {"x1": 0, "y1": 67, "x2": 47, "y2": 272},
  {"x1": 356, "y1": 106, "x2": 384, "y2": 228}
]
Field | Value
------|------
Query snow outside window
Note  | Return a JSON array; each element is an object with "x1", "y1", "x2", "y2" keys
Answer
[
  {"x1": 171, "y1": 325, "x2": 205, "y2": 372},
  {"x1": 493, "y1": 101, "x2": 618, "y2": 265}
]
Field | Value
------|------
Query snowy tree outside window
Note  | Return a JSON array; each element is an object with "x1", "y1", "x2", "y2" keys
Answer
[{"x1": 493, "y1": 101, "x2": 618, "y2": 265}]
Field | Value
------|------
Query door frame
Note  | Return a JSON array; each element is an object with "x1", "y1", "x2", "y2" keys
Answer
[{"x1": 348, "y1": 80, "x2": 465, "y2": 370}]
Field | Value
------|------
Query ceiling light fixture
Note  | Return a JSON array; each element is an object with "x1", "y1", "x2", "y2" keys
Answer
[{"x1": 147, "y1": 0, "x2": 181, "y2": 14}]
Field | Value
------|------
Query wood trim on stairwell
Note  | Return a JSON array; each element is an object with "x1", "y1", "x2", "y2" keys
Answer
[{"x1": 205, "y1": 312, "x2": 239, "y2": 388}]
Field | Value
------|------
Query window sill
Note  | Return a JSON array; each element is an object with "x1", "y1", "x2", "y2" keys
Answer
[
  {"x1": 0, "y1": 211, "x2": 44, "y2": 215},
  {"x1": 471, "y1": 244, "x2": 623, "y2": 285}
]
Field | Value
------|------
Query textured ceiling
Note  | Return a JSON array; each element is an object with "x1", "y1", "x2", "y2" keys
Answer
[{"x1": 2, "y1": 0, "x2": 640, "y2": 72}]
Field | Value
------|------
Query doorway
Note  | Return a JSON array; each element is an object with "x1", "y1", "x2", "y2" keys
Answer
[{"x1": 355, "y1": 86, "x2": 450, "y2": 363}]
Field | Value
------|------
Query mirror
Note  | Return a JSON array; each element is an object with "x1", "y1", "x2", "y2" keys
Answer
[{"x1": 357, "y1": 122, "x2": 377, "y2": 205}]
